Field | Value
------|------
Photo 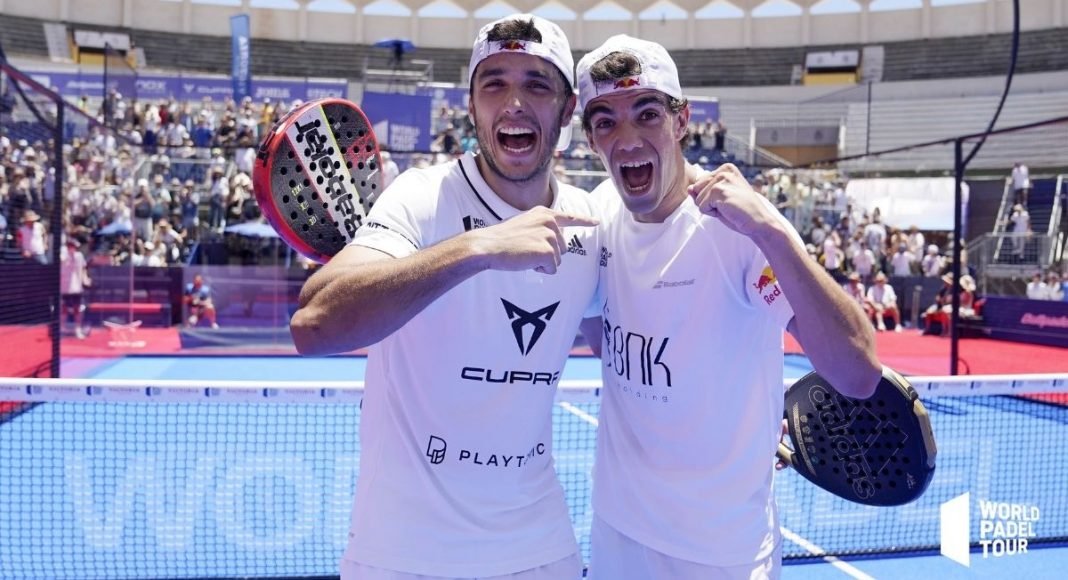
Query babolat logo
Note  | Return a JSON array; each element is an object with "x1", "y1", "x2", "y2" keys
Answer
[
  {"x1": 600, "y1": 246, "x2": 612, "y2": 267},
  {"x1": 426, "y1": 435, "x2": 447, "y2": 464},
  {"x1": 462, "y1": 215, "x2": 488, "y2": 231},
  {"x1": 286, "y1": 105, "x2": 364, "y2": 241},
  {"x1": 566, "y1": 235, "x2": 586, "y2": 255},
  {"x1": 652, "y1": 279, "x2": 695, "y2": 290}
]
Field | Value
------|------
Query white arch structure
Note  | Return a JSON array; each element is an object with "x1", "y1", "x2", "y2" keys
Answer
[{"x1": 1, "y1": 0, "x2": 1064, "y2": 50}]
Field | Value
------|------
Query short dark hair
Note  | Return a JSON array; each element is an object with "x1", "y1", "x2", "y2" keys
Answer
[
  {"x1": 470, "y1": 17, "x2": 570, "y2": 98},
  {"x1": 486, "y1": 18, "x2": 542, "y2": 44},
  {"x1": 581, "y1": 51, "x2": 688, "y2": 148}
]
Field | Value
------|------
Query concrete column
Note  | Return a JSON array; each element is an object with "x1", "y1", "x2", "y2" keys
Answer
[
  {"x1": 298, "y1": 2, "x2": 308, "y2": 42},
  {"x1": 860, "y1": 2, "x2": 869, "y2": 44},
  {"x1": 921, "y1": 0, "x2": 931, "y2": 39},
  {"x1": 182, "y1": 0, "x2": 192, "y2": 34}
]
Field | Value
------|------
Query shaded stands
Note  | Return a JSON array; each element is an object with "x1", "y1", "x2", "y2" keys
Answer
[
  {"x1": 0, "y1": 13, "x2": 49, "y2": 56},
  {"x1": 4, "y1": 13, "x2": 1068, "y2": 87}
]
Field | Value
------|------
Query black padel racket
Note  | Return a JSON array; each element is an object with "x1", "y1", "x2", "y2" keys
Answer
[
  {"x1": 777, "y1": 366, "x2": 936, "y2": 506},
  {"x1": 253, "y1": 98, "x2": 383, "y2": 263}
]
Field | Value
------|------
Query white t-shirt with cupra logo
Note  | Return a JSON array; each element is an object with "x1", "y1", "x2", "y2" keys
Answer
[
  {"x1": 343, "y1": 152, "x2": 601, "y2": 577},
  {"x1": 591, "y1": 183, "x2": 800, "y2": 566}
]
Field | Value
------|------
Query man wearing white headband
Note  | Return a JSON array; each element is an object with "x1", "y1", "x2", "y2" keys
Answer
[
  {"x1": 576, "y1": 35, "x2": 880, "y2": 579},
  {"x1": 297, "y1": 14, "x2": 600, "y2": 580}
]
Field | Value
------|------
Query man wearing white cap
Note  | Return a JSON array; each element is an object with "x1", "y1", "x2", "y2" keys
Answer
[
  {"x1": 291, "y1": 14, "x2": 600, "y2": 580},
  {"x1": 575, "y1": 35, "x2": 880, "y2": 579}
]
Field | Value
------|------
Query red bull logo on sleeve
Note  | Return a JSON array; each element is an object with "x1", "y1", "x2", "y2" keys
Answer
[
  {"x1": 753, "y1": 265, "x2": 782, "y2": 305},
  {"x1": 498, "y1": 40, "x2": 527, "y2": 51},
  {"x1": 613, "y1": 77, "x2": 641, "y2": 89}
]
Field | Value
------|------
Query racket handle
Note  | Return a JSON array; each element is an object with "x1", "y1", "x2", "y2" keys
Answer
[{"x1": 776, "y1": 443, "x2": 795, "y2": 468}]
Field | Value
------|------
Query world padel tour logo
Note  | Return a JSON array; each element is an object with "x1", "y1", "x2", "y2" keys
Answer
[{"x1": 940, "y1": 492, "x2": 1040, "y2": 567}]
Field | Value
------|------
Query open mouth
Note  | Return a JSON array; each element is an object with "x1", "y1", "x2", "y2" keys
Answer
[
  {"x1": 619, "y1": 160, "x2": 654, "y2": 192},
  {"x1": 497, "y1": 126, "x2": 536, "y2": 154}
]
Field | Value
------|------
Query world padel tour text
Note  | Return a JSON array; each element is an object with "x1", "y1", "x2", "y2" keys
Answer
[{"x1": 978, "y1": 500, "x2": 1039, "y2": 557}]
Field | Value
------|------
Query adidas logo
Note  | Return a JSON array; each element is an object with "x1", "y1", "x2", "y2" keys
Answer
[
  {"x1": 462, "y1": 215, "x2": 488, "y2": 231},
  {"x1": 566, "y1": 235, "x2": 587, "y2": 255}
]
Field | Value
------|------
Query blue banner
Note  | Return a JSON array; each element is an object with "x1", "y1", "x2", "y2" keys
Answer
[
  {"x1": 979, "y1": 296, "x2": 1068, "y2": 348},
  {"x1": 360, "y1": 91, "x2": 432, "y2": 152},
  {"x1": 230, "y1": 14, "x2": 252, "y2": 104},
  {"x1": 688, "y1": 97, "x2": 720, "y2": 124},
  {"x1": 25, "y1": 70, "x2": 346, "y2": 103}
]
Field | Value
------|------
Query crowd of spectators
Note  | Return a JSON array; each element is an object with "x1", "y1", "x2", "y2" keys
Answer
[{"x1": 3, "y1": 94, "x2": 1062, "y2": 318}]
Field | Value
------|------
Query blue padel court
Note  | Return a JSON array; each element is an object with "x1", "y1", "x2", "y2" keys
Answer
[{"x1": 1, "y1": 354, "x2": 1066, "y2": 579}]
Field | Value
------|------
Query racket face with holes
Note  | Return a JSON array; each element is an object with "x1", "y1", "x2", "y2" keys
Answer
[
  {"x1": 252, "y1": 98, "x2": 383, "y2": 263},
  {"x1": 778, "y1": 367, "x2": 937, "y2": 506}
]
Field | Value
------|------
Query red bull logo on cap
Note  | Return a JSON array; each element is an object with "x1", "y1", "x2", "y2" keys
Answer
[
  {"x1": 613, "y1": 76, "x2": 641, "y2": 89},
  {"x1": 498, "y1": 40, "x2": 527, "y2": 51},
  {"x1": 752, "y1": 265, "x2": 782, "y2": 305}
]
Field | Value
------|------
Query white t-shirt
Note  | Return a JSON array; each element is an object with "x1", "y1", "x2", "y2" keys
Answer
[
  {"x1": 890, "y1": 251, "x2": 914, "y2": 277},
  {"x1": 60, "y1": 245, "x2": 87, "y2": 295},
  {"x1": 866, "y1": 283, "x2": 897, "y2": 307},
  {"x1": 1012, "y1": 165, "x2": 1030, "y2": 190},
  {"x1": 852, "y1": 248, "x2": 876, "y2": 276},
  {"x1": 1026, "y1": 281, "x2": 1048, "y2": 300},
  {"x1": 591, "y1": 185, "x2": 797, "y2": 566},
  {"x1": 344, "y1": 152, "x2": 600, "y2": 577}
]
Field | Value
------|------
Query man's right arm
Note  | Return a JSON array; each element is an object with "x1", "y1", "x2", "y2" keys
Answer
[{"x1": 290, "y1": 207, "x2": 597, "y2": 356}]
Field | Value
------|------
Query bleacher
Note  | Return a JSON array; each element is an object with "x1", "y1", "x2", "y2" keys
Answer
[{"x1": 4, "y1": 13, "x2": 1068, "y2": 88}]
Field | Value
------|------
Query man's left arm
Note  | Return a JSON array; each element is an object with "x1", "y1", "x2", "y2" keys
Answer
[{"x1": 690, "y1": 164, "x2": 881, "y2": 398}]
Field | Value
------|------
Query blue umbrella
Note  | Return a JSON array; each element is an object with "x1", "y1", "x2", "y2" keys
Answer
[
  {"x1": 374, "y1": 38, "x2": 416, "y2": 53},
  {"x1": 224, "y1": 221, "x2": 279, "y2": 239},
  {"x1": 374, "y1": 38, "x2": 416, "y2": 63}
]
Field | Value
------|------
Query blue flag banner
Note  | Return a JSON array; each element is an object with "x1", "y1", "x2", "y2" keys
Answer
[
  {"x1": 231, "y1": 14, "x2": 252, "y2": 103},
  {"x1": 26, "y1": 70, "x2": 346, "y2": 102},
  {"x1": 360, "y1": 91, "x2": 433, "y2": 152}
]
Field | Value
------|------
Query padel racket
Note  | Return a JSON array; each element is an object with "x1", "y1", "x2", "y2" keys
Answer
[
  {"x1": 252, "y1": 98, "x2": 383, "y2": 263},
  {"x1": 777, "y1": 366, "x2": 936, "y2": 506}
]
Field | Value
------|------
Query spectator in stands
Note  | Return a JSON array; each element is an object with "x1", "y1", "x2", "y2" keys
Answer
[
  {"x1": 379, "y1": 151, "x2": 400, "y2": 191},
  {"x1": 851, "y1": 237, "x2": 877, "y2": 286},
  {"x1": 184, "y1": 274, "x2": 219, "y2": 329},
  {"x1": 923, "y1": 273, "x2": 976, "y2": 336},
  {"x1": 821, "y1": 230, "x2": 844, "y2": 281},
  {"x1": 1048, "y1": 271, "x2": 1066, "y2": 301},
  {"x1": 1009, "y1": 203, "x2": 1031, "y2": 261},
  {"x1": 866, "y1": 272, "x2": 902, "y2": 332},
  {"x1": 713, "y1": 119, "x2": 726, "y2": 151},
  {"x1": 59, "y1": 237, "x2": 90, "y2": 339},
  {"x1": 843, "y1": 272, "x2": 870, "y2": 318},
  {"x1": 864, "y1": 212, "x2": 888, "y2": 270},
  {"x1": 1011, "y1": 162, "x2": 1031, "y2": 208},
  {"x1": 1026, "y1": 271, "x2": 1048, "y2": 300},
  {"x1": 906, "y1": 225, "x2": 924, "y2": 258},
  {"x1": 17, "y1": 209, "x2": 48, "y2": 264},
  {"x1": 921, "y1": 244, "x2": 944, "y2": 277},
  {"x1": 132, "y1": 181, "x2": 154, "y2": 242},
  {"x1": 208, "y1": 168, "x2": 228, "y2": 232},
  {"x1": 889, "y1": 243, "x2": 915, "y2": 277}
]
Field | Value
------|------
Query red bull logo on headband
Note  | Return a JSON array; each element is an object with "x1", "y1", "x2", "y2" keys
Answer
[
  {"x1": 753, "y1": 265, "x2": 782, "y2": 305},
  {"x1": 498, "y1": 40, "x2": 527, "y2": 51},
  {"x1": 613, "y1": 76, "x2": 641, "y2": 89}
]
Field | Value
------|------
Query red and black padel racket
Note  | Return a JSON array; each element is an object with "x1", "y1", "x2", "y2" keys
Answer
[{"x1": 252, "y1": 98, "x2": 383, "y2": 263}]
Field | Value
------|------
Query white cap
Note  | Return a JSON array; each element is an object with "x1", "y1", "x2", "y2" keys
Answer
[
  {"x1": 468, "y1": 14, "x2": 574, "y2": 151},
  {"x1": 576, "y1": 34, "x2": 683, "y2": 112}
]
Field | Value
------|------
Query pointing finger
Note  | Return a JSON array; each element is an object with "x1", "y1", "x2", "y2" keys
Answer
[{"x1": 554, "y1": 212, "x2": 599, "y2": 228}]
